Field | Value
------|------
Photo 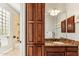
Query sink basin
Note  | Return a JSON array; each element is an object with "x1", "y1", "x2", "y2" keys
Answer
[{"x1": 53, "y1": 42, "x2": 65, "y2": 44}]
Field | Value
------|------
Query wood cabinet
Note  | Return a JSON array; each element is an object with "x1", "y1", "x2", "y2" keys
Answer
[
  {"x1": 27, "y1": 3, "x2": 36, "y2": 45},
  {"x1": 27, "y1": 45, "x2": 44, "y2": 56},
  {"x1": 66, "y1": 46, "x2": 78, "y2": 56},
  {"x1": 26, "y1": 3, "x2": 45, "y2": 56},
  {"x1": 61, "y1": 16, "x2": 75, "y2": 33},
  {"x1": 67, "y1": 16, "x2": 75, "y2": 33},
  {"x1": 35, "y1": 45, "x2": 45, "y2": 56},
  {"x1": 45, "y1": 46, "x2": 65, "y2": 56},
  {"x1": 61, "y1": 20, "x2": 66, "y2": 32},
  {"x1": 47, "y1": 52, "x2": 65, "y2": 56},
  {"x1": 27, "y1": 45, "x2": 35, "y2": 56},
  {"x1": 45, "y1": 46, "x2": 78, "y2": 56}
]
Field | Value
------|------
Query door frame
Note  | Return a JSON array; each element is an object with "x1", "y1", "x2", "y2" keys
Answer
[{"x1": 20, "y1": 3, "x2": 26, "y2": 56}]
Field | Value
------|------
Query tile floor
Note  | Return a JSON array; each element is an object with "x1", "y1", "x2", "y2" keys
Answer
[
  {"x1": 3, "y1": 47, "x2": 20, "y2": 56},
  {"x1": 1, "y1": 45, "x2": 79, "y2": 56}
]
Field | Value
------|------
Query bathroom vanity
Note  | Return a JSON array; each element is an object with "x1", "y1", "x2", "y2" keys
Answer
[
  {"x1": 45, "y1": 46, "x2": 78, "y2": 56},
  {"x1": 45, "y1": 39, "x2": 78, "y2": 56}
]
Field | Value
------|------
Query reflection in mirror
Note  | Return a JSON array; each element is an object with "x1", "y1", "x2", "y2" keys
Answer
[
  {"x1": 45, "y1": 3, "x2": 79, "y2": 47},
  {"x1": 66, "y1": 4, "x2": 78, "y2": 41},
  {"x1": 45, "y1": 3, "x2": 67, "y2": 39}
]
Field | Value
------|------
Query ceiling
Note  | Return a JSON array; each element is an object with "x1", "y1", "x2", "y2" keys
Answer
[
  {"x1": 45, "y1": 3, "x2": 66, "y2": 16},
  {"x1": 46, "y1": 3, "x2": 66, "y2": 11},
  {"x1": 8, "y1": 3, "x2": 21, "y2": 13},
  {"x1": 8, "y1": 3, "x2": 66, "y2": 14}
]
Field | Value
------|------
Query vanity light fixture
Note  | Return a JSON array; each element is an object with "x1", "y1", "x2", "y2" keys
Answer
[{"x1": 48, "y1": 9, "x2": 61, "y2": 16}]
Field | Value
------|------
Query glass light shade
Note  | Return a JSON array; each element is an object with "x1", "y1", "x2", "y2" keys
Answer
[{"x1": 49, "y1": 9, "x2": 61, "y2": 16}]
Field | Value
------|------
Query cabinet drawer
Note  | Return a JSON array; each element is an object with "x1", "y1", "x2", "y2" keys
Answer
[
  {"x1": 66, "y1": 47, "x2": 78, "y2": 52},
  {"x1": 66, "y1": 52, "x2": 78, "y2": 56},
  {"x1": 46, "y1": 47, "x2": 65, "y2": 52},
  {"x1": 47, "y1": 52, "x2": 65, "y2": 56}
]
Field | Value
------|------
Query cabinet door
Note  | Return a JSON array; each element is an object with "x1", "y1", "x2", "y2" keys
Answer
[
  {"x1": 27, "y1": 45, "x2": 44, "y2": 56},
  {"x1": 66, "y1": 52, "x2": 78, "y2": 56},
  {"x1": 66, "y1": 46, "x2": 78, "y2": 56},
  {"x1": 35, "y1": 45, "x2": 45, "y2": 56},
  {"x1": 46, "y1": 52, "x2": 65, "y2": 56},
  {"x1": 26, "y1": 3, "x2": 45, "y2": 44},
  {"x1": 67, "y1": 16, "x2": 75, "y2": 33},
  {"x1": 26, "y1": 3, "x2": 45, "y2": 56},
  {"x1": 35, "y1": 3, "x2": 45, "y2": 44},
  {"x1": 27, "y1": 22, "x2": 36, "y2": 44},
  {"x1": 27, "y1": 3, "x2": 35, "y2": 21},
  {"x1": 27, "y1": 45, "x2": 36, "y2": 56},
  {"x1": 27, "y1": 3, "x2": 36, "y2": 44},
  {"x1": 35, "y1": 3, "x2": 45, "y2": 21}
]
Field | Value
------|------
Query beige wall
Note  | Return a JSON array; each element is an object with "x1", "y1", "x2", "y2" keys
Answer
[{"x1": 12, "y1": 12, "x2": 20, "y2": 44}]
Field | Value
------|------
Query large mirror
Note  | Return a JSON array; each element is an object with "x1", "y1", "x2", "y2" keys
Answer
[
  {"x1": 45, "y1": 3, "x2": 79, "y2": 46},
  {"x1": 45, "y1": 3, "x2": 67, "y2": 40}
]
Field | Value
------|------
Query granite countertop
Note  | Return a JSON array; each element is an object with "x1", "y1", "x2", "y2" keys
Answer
[
  {"x1": 45, "y1": 42, "x2": 77, "y2": 46},
  {"x1": 45, "y1": 38, "x2": 79, "y2": 46}
]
